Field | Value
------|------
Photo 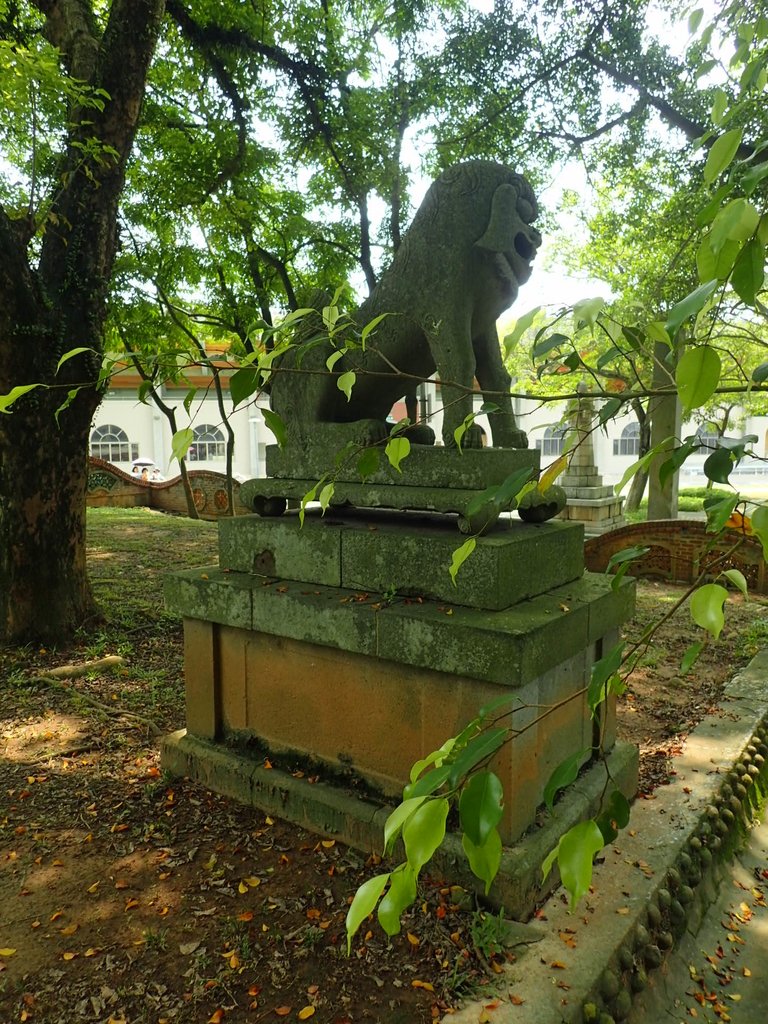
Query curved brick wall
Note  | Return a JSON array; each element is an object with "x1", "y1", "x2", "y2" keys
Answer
[
  {"x1": 87, "y1": 458, "x2": 250, "y2": 520},
  {"x1": 585, "y1": 520, "x2": 767, "y2": 595}
]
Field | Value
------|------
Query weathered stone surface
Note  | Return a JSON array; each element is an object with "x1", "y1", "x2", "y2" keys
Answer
[
  {"x1": 166, "y1": 613, "x2": 629, "y2": 843},
  {"x1": 264, "y1": 443, "x2": 539, "y2": 489},
  {"x1": 160, "y1": 728, "x2": 639, "y2": 919},
  {"x1": 268, "y1": 161, "x2": 540, "y2": 454},
  {"x1": 218, "y1": 509, "x2": 584, "y2": 610},
  {"x1": 219, "y1": 513, "x2": 342, "y2": 587},
  {"x1": 165, "y1": 567, "x2": 635, "y2": 689}
]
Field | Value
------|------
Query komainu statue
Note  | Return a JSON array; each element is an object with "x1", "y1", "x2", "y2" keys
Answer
[{"x1": 269, "y1": 160, "x2": 540, "y2": 453}]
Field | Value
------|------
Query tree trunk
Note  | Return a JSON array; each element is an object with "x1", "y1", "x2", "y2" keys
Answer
[
  {"x1": 0, "y1": 388, "x2": 102, "y2": 641},
  {"x1": 0, "y1": 0, "x2": 166, "y2": 642}
]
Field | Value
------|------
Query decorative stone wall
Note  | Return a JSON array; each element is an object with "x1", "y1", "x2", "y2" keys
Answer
[
  {"x1": 585, "y1": 520, "x2": 767, "y2": 594},
  {"x1": 86, "y1": 458, "x2": 250, "y2": 520}
]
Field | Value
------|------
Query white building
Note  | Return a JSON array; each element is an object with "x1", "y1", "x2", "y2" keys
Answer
[{"x1": 91, "y1": 368, "x2": 768, "y2": 497}]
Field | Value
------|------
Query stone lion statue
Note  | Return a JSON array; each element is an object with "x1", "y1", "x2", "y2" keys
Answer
[{"x1": 269, "y1": 160, "x2": 540, "y2": 452}]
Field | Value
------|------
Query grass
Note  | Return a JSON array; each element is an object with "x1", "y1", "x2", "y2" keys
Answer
[{"x1": 624, "y1": 486, "x2": 736, "y2": 521}]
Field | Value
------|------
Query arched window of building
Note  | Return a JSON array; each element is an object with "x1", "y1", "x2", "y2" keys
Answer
[
  {"x1": 696, "y1": 423, "x2": 719, "y2": 450},
  {"x1": 535, "y1": 425, "x2": 567, "y2": 457},
  {"x1": 90, "y1": 424, "x2": 137, "y2": 463},
  {"x1": 613, "y1": 421, "x2": 641, "y2": 456},
  {"x1": 190, "y1": 424, "x2": 226, "y2": 461}
]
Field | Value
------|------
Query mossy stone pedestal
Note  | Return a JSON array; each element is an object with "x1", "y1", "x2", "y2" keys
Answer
[{"x1": 161, "y1": 489, "x2": 637, "y2": 915}]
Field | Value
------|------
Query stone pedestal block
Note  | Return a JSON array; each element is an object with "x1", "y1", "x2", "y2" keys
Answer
[
  {"x1": 218, "y1": 509, "x2": 585, "y2": 611},
  {"x1": 165, "y1": 519, "x2": 634, "y2": 844}
]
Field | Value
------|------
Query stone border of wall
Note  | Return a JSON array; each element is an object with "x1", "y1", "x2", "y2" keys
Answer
[
  {"x1": 86, "y1": 458, "x2": 250, "y2": 520},
  {"x1": 446, "y1": 649, "x2": 768, "y2": 1024},
  {"x1": 585, "y1": 520, "x2": 767, "y2": 595}
]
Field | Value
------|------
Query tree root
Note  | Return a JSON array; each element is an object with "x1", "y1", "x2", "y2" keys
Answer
[{"x1": 29, "y1": 656, "x2": 162, "y2": 738}]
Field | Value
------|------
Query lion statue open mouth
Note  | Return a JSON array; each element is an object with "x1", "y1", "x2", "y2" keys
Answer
[{"x1": 270, "y1": 160, "x2": 540, "y2": 455}]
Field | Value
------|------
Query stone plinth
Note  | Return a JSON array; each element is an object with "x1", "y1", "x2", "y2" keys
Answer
[
  {"x1": 218, "y1": 509, "x2": 585, "y2": 611},
  {"x1": 164, "y1": 510, "x2": 635, "y2": 846}
]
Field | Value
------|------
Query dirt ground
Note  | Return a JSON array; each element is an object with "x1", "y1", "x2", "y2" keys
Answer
[{"x1": 1, "y1": 509, "x2": 766, "y2": 1024}]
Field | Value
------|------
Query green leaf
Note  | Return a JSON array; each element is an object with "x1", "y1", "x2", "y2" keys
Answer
[
  {"x1": 464, "y1": 485, "x2": 500, "y2": 519},
  {"x1": 492, "y1": 467, "x2": 534, "y2": 509},
  {"x1": 731, "y1": 238, "x2": 765, "y2": 305},
  {"x1": 0, "y1": 383, "x2": 43, "y2": 413},
  {"x1": 403, "y1": 764, "x2": 452, "y2": 799},
  {"x1": 322, "y1": 304, "x2": 339, "y2": 330},
  {"x1": 659, "y1": 438, "x2": 698, "y2": 492},
  {"x1": 458, "y1": 771, "x2": 504, "y2": 847},
  {"x1": 533, "y1": 332, "x2": 569, "y2": 360},
  {"x1": 588, "y1": 642, "x2": 624, "y2": 714},
  {"x1": 357, "y1": 446, "x2": 380, "y2": 481},
  {"x1": 752, "y1": 362, "x2": 768, "y2": 383},
  {"x1": 675, "y1": 346, "x2": 722, "y2": 413},
  {"x1": 710, "y1": 87, "x2": 727, "y2": 124},
  {"x1": 598, "y1": 397, "x2": 624, "y2": 427},
  {"x1": 345, "y1": 872, "x2": 390, "y2": 954},
  {"x1": 360, "y1": 312, "x2": 390, "y2": 348},
  {"x1": 722, "y1": 568, "x2": 748, "y2": 597},
  {"x1": 697, "y1": 235, "x2": 741, "y2": 282},
  {"x1": 298, "y1": 477, "x2": 324, "y2": 527},
  {"x1": 54, "y1": 388, "x2": 80, "y2": 425},
  {"x1": 447, "y1": 727, "x2": 507, "y2": 787},
  {"x1": 318, "y1": 482, "x2": 334, "y2": 514},
  {"x1": 665, "y1": 280, "x2": 719, "y2": 337},
  {"x1": 703, "y1": 446, "x2": 734, "y2": 485},
  {"x1": 688, "y1": 7, "x2": 703, "y2": 33},
  {"x1": 383, "y1": 797, "x2": 428, "y2": 854},
  {"x1": 741, "y1": 161, "x2": 768, "y2": 195},
  {"x1": 703, "y1": 492, "x2": 738, "y2": 533},
  {"x1": 462, "y1": 828, "x2": 502, "y2": 895},
  {"x1": 385, "y1": 435, "x2": 410, "y2": 473},
  {"x1": 183, "y1": 387, "x2": 197, "y2": 416},
  {"x1": 680, "y1": 641, "x2": 705, "y2": 674},
  {"x1": 261, "y1": 408, "x2": 286, "y2": 447},
  {"x1": 55, "y1": 346, "x2": 93, "y2": 373},
  {"x1": 595, "y1": 790, "x2": 631, "y2": 844},
  {"x1": 503, "y1": 306, "x2": 541, "y2": 354},
  {"x1": 690, "y1": 583, "x2": 729, "y2": 640},
  {"x1": 614, "y1": 446, "x2": 660, "y2": 496},
  {"x1": 377, "y1": 865, "x2": 417, "y2": 936},
  {"x1": 573, "y1": 296, "x2": 605, "y2": 330},
  {"x1": 453, "y1": 412, "x2": 476, "y2": 452},
  {"x1": 704, "y1": 128, "x2": 743, "y2": 184},
  {"x1": 409, "y1": 737, "x2": 457, "y2": 784},
  {"x1": 605, "y1": 545, "x2": 651, "y2": 573},
  {"x1": 337, "y1": 370, "x2": 356, "y2": 402},
  {"x1": 710, "y1": 199, "x2": 760, "y2": 252},
  {"x1": 326, "y1": 349, "x2": 344, "y2": 372},
  {"x1": 229, "y1": 367, "x2": 260, "y2": 409},
  {"x1": 402, "y1": 797, "x2": 449, "y2": 873},
  {"x1": 543, "y1": 748, "x2": 590, "y2": 812},
  {"x1": 543, "y1": 820, "x2": 604, "y2": 908},
  {"x1": 449, "y1": 537, "x2": 476, "y2": 586},
  {"x1": 171, "y1": 427, "x2": 194, "y2": 464},
  {"x1": 750, "y1": 505, "x2": 768, "y2": 559}
]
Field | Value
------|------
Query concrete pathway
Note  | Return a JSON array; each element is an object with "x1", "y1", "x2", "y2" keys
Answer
[{"x1": 631, "y1": 812, "x2": 768, "y2": 1023}]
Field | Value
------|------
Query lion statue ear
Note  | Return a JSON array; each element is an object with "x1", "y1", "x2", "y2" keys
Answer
[{"x1": 475, "y1": 182, "x2": 519, "y2": 252}]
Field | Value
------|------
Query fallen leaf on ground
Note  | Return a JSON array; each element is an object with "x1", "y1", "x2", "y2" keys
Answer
[{"x1": 298, "y1": 1008, "x2": 316, "y2": 1020}]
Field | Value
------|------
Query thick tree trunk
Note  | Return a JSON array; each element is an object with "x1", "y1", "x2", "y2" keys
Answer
[
  {"x1": 0, "y1": 389, "x2": 101, "y2": 641},
  {"x1": 0, "y1": 0, "x2": 166, "y2": 642}
]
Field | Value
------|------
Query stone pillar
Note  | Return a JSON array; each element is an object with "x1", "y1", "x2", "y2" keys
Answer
[{"x1": 558, "y1": 389, "x2": 625, "y2": 536}]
